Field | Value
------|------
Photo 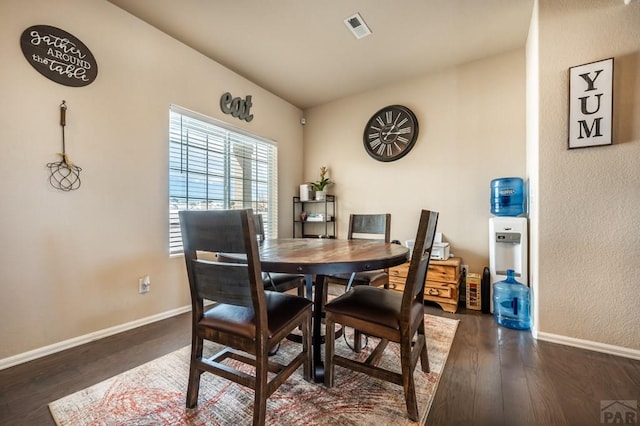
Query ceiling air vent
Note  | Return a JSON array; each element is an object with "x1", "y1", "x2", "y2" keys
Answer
[{"x1": 344, "y1": 13, "x2": 371, "y2": 40}]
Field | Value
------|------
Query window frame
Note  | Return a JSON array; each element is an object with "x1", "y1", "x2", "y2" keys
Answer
[{"x1": 168, "y1": 105, "x2": 278, "y2": 254}]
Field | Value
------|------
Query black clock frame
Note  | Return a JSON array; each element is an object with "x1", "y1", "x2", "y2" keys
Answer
[{"x1": 362, "y1": 104, "x2": 419, "y2": 162}]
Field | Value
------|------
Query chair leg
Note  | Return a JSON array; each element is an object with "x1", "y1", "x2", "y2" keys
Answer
[
  {"x1": 400, "y1": 333, "x2": 419, "y2": 421},
  {"x1": 302, "y1": 312, "x2": 312, "y2": 381},
  {"x1": 254, "y1": 348, "x2": 269, "y2": 426},
  {"x1": 186, "y1": 365, "x2": 202, "y2": 409},
  {"x1": 324, "y1": 315, "x2": 336, "y2": 387},
  {"x1": 186, "y1": 336, "x2": 204, "y2": 408},
  {"x1": 418, "y1": 320, "x2": 430, "y2": 373}
]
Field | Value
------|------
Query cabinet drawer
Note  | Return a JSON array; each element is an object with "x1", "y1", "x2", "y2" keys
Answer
[
  {"x1": 388, "y1": 279, "x2": 405, "y2": 293},
  {"x1": 389, "y1": 263, "x2": 409, "y2": 279},
  {"x1": 388, "y1": 262, "x2": 408, "y2": 293},
  {"x1": 427, "y1": 264, "x2": 458, "y2": 283},
  {"x1": 424, "y1": 281, "x2": 453, "y2": 299}
]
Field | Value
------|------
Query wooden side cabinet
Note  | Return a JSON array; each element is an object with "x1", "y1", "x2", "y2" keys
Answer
[{"x1": 388, "y1": 256, "x2": 462, "y2": 313}]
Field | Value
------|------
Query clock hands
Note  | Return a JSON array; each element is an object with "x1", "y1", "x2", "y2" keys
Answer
[
  {"x1": 382, "y1": 127, "x2": 411, "y2": 140},
  {"x1": 381, "y1": 112, "x2": 404, "y2": 140}
]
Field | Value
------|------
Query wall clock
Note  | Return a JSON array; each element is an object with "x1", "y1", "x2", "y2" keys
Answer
[{"x1": 363, "y1": 105, "x2": 419, "y2": 162}]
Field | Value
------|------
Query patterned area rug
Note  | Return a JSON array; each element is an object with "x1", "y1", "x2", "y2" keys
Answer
[{"x1": 49, "y1": 314, "x2": 458, "y2": 425}]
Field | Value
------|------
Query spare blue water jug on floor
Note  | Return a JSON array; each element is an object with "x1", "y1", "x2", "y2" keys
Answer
[
  {"x1": 493, "y1": 269, "x2": 530, "y2": 330},
  {"x1": 491, "y1": 177, "x2": 525, "y2": 217}
]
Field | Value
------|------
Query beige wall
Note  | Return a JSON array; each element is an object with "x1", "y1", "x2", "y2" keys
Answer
[
  {"x1": 0, "y1": 0, "x2": 303, "y2": 361},
  {"x1": 2, "y1": 0, "x2": 638, "y2": 366},
  {"x1": 304, "y1": 0, "x2": 640, "y2": 355},
  {"x1": 303, "y1": 50, "x2": 527, "y2": 274},
  {"x1": 534, "y1": 0, "x2": 640, "y2": 351}
]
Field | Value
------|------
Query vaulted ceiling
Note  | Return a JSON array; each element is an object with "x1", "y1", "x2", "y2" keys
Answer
[{"x1": 108, "y1": 0, "x2": 534, "y2": 109}]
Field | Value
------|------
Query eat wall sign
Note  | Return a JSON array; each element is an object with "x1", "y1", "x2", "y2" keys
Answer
[
  {"x1": 20, "y1": 25, "x2": 98, "y2": 87},
  {"x1": 220, "y1": 92, "x2": 254, "y2": 122}
]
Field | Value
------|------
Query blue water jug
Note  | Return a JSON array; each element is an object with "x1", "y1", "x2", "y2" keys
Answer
[
  {"x1": 493, "y1": 269, "x2": 530, "y2": 330},
  {"x1": 491, "y1": 177, "x2": 524, "y2": 217}
]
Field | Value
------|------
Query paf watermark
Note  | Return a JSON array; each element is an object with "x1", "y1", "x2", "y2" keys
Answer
[{"x1": 601, "y1": 400, "x2": 638, "y2": 424}]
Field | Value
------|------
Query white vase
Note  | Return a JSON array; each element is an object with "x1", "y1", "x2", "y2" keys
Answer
[
  {"x1": 299, "y1": 184, "x2": 311, "y2": 201},
  {"x1": 315, "y1": 190, "x2": 326, "y2": 201}
]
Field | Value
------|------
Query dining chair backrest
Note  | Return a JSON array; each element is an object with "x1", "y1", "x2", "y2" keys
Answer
[
  {"x1": 402, "y1": 210, "x2": 439, "y2": 306},
  {"x1": 347, "y1": 213, "x2": 391, "y2": 242},
  {"x1": 179, "y1": 209, "x2": 265, "y2": 312}
]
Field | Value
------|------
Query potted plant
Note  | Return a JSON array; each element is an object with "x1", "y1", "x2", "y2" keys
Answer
[{"x1": 309, "y1": 166, "x2": 333, "y2": 201}]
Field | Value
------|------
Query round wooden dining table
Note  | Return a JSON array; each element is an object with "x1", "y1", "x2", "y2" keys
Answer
[{"x1": 255, "y1": 238, "x2": 409, "y2": 381}]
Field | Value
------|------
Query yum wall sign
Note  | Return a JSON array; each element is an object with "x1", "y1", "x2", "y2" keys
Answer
[{"x1": 568, "y1": 58, "x2": 613, "y2": 149}]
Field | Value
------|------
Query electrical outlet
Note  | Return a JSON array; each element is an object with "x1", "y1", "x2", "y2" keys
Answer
[
  {"x1": 461, "y1": 264, "x2": 468, "y2": 277},
  {"x1": 139, "y1": 275, "x2": 151, "y2": 294}
]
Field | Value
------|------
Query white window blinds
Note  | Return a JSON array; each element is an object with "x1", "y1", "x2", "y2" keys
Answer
[{"x1": 169, "y1": 105, "x2": 278, "y2": 254}]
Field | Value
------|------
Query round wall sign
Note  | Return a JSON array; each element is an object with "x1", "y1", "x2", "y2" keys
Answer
[{"x1": 20, "y1": 25, "x2": 98, "y2": 87}]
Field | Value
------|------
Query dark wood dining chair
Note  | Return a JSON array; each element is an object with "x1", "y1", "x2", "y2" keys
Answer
[
  {"x1": 324, "y1": 209, "x2": 438, "y2": 421},
  {"x1": 325, "y1": 213, "x2": 391, "y2": 350},
  {"x1": 253, "y1": 214, "x2": 306, "y2": 296},
  {"x1": 179, "y1": 209, "x2": 312, "y2": 426},
  {"x1": 325, "y1": 213, "x2": 391, "y2": 290}
]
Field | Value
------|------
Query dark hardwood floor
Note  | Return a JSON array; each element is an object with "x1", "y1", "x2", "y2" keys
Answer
[
  {"x1": 427, "y1": 305, "x2": 640, "y2": 426},
  {"x1": 1, "y1": 304, "x2": 638, "y2": 425}
]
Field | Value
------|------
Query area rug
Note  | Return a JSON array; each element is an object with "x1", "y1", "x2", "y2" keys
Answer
[{"x1": 49, "y1": 314, "x2": 458, "y2": 425}]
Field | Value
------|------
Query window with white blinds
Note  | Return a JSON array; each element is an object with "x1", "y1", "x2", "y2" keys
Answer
[{"x1": 169, "y1": 105, "x2": 278, "y2": 254}]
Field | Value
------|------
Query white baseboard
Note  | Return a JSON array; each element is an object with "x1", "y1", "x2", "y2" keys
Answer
[
  {"x1": 0, "y1": 305, "x2": 192, "y2": 371},
  {"x1": 5, "y1": 307, "x2": 637, "y2": 370},
  {"x1": 536, "y1": 331, "x2": 640, "y2": 361}
]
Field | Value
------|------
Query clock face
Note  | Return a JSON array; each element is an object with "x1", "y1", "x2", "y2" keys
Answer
[{"x1": 363, "y1": 105, "x2": 419, "y2": 162}]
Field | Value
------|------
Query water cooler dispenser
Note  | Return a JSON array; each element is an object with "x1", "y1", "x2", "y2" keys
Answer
[
  {"x1": 488, "y1": 177, "x2": 528, "y2": 316},
  {"x1": 489, "y1": 216, "x2": 528, "y2": 312}
]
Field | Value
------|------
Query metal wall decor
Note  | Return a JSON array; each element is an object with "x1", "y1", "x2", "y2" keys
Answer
[
  {"x1": 20, "y1": 25, "x2": 98, "y2": 87},
  {"x1": 47, "y1": 101, "x2": 82, "y2": 191},
  {"x1": 220, "y1": 92, "x2": 254, "y2": 122},
  {"x1": 568, "y1": 58, "x2": 613, "y2": 149}
]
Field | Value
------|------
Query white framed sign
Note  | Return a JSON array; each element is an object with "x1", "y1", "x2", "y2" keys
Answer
[{"x1": 568, "y1": 58, "x2": 613, "y2": 149}]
